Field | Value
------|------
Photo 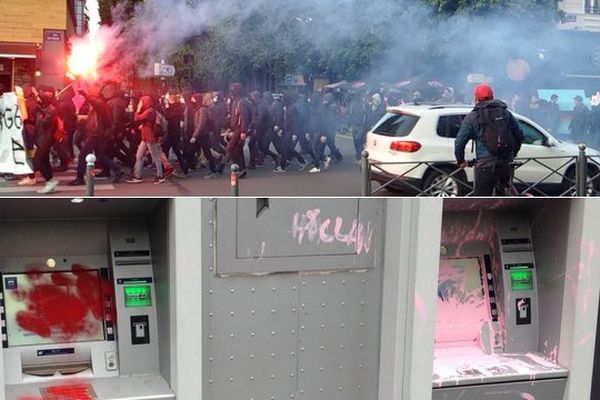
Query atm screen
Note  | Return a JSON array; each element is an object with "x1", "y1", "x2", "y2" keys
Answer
[
  {"x1": 510, "y1": 270, "x2": 534, "y2": 291},
  {"x1": 436, "y1": 258, "x2": 488, "y2": 344},
  {"x1": 2, "y1": 270, "x2": 106, "y2": 347}
]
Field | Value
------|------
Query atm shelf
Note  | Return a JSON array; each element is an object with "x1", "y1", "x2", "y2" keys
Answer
[
  {"x1": 433, "y1": 344, "x2": 568, "y2": 388},
  {"x1": 5, "y1": 374, "x2": 175, "y2": 400}
]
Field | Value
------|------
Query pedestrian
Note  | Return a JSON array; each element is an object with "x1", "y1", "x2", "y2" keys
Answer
[
  {"x1": 162, "y1": 93, "x2": 186, "y2": 172},
  {"x1": 180, "y1": 93, "x2": 220, "y2": 179},
  {"x1": 454, "y1": 84, "x2": 524, "y2": 196},
  {"x1": 309, "y1": 93, "x2": 343, "y2": 173},
  {"x1": 126, "y1": 95, "x2": 165, "y2": 184},
  {"x1": 68, "y1": 84, "x2": 124, "y2": 186},
  {"x1": 347, "y1": 93, "x2": 367, "y2": 162},
  {"x1": 569, "y1": 95, "x2": 590, "y2": 145},
  {"x1": 225, "y1": 82, "x2": 252, "y2": 178},
  {"x1": 21, "y1": 86, "x2": 60, "y2": 194},
  {"x1": 547, "y1": 94, "x2": 560, "y2": 135}
]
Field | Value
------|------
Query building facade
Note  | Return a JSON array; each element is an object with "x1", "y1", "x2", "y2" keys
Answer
[{"x1": 0, "y1": 0, "x2": 88, "y2": 92}]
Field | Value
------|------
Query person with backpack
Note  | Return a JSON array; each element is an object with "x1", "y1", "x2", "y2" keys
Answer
[
  {"x1": 126, "y1": 94, "x2": 165, "y2": 184},
  {"x1": 454, "y1": 84, "x2": 524, "y2": 196}
]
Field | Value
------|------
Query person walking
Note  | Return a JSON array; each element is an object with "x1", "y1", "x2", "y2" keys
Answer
[
  {"x1": 454, "y1": 84, "x2": 524, "y2": 196},
  {"x1": 126, "y1": 95, "x2": 164, "y2": 184}
]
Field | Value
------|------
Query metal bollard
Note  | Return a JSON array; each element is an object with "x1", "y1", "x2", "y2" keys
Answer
[
  {"x1": 576, "y1": 143, "x2": 587, "y2": 197},
  {"x1": 230, "y1": 164, "x2": 239, "y2": 197},
  {"x1": 85, "y1": 153, "x2": 96, "y2": 197},
  {"x1": 361, "y1": 150, "x2": 371, "y2": 197}
]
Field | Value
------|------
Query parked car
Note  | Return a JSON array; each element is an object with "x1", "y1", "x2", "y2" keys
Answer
[{"x1": 365, "y1": 104, "x2": 600, "y2": 196}]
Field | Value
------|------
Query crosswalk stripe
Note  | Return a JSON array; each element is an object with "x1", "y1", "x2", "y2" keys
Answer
[{"x1": 0, "y1": 184, "x2": 116, "y2": 194}]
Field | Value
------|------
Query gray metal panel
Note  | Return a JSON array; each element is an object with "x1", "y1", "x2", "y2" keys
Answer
[
  {"x1": 297, "y1": 270, "x2": 381, "y2": 400},
  {"x1": 205, "y1": 199, "x2": 383, "y2": 400},
  {"x1": 204, "y1": 274, "x2": 299, "y2": 400},
  {"x1": 432, "y1": 378, "x2": 567, "y2": 400},
  {"x1": 217, "y1": 199, "x2": 380, "y2": 274}
]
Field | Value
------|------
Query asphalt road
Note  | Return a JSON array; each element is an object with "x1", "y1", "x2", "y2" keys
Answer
[{"x1": 0, "y1": 134, "x2": 386, "y2": 197}]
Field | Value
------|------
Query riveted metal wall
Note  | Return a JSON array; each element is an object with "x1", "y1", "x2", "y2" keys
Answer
[{"x1": 203, "y1": 199, "x2": 384, "y2": 400}]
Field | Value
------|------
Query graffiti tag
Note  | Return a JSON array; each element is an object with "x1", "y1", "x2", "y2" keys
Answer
[{"x1": 291, "y1": 208, "x2": 374, "y2": 254}]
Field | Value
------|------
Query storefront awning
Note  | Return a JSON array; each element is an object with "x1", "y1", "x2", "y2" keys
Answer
[{"x1": 0, "y1": 42, "x2": 38, "y2": 58}]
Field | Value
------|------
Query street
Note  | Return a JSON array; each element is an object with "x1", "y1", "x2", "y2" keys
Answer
[{"x1": 0, "y1": 134, "x2": 382, "y2": 197}]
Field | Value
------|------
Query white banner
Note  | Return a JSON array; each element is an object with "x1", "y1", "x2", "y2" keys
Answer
[{"x1": 0, "y1": 92, "x2": 33, "y2": 175}]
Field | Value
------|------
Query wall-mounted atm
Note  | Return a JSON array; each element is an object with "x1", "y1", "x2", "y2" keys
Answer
[
  {"x1": 0, "y1": 211, "x2": 175, "y2": 400},
  {"x1": 431, "y1": 201, "x2": 590, "y2": 400}
]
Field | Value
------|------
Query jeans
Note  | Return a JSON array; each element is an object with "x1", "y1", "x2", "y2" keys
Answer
[{"x1": 133, "y1": 141, "x2": 163, "y2": 179}]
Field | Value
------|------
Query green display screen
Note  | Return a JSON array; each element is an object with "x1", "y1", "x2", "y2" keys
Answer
[
  {"x1": 510, "y1": 270, "x2": 533, "y2": 291},
  {"x1": 124, "y1": 285, "x2": 152, "y2": 307}
]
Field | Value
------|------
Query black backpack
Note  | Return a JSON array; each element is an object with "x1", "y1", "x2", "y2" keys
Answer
[{"x1": 478, "y1": 106, "x2": 515, "y2": 156}]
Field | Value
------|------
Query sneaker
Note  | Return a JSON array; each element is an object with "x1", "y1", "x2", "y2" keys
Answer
[
  {"x1": 309, "y1": 167, "x2": 321, "y2": 174},
  {"x1": 126, "y1": 177, "x2": 143, "y2": 184},
  {"x1": 112, "y1": 170, "x2": 124, "y2": 183},
  {"x1": 298, "y1": 162, "x2": 308, "y2": 171},
  {"x1": 172, "y1": 169, "x2": 187, "y2": 179},
  {"x1": 153, "y1": 176, "x2": 167, "y2": 185},
  {"x1": 274, "y1": 166, "x2": 286, "y2": 173},
  {"x1": 238, "y1": 169, "x2": 247, "y2": 179},
  {"x1": 323, "y1": 156, "x2": 331, "y2": 171},
  {"x1": 18, "y1": 176, "x2": 38, "y2": 186},
  {"x1": 204, "y1": 172, "x2": 219, "y2": 179},
  {"x1": 68, "y1": 178, "x2": 85, "y2": 186},
  {"x1": 37, "y1": 179, "x2": 59, "y2": 194}
]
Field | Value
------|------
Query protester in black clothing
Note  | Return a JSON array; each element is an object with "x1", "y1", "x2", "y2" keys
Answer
[
  {"x1": 162, "y1": 93, "x2": 186, "y2": 171},
  {"x1": 180, "y1": 93, "x2": 220, "y2": 178},
  {"x1": 347, "y1": 93, "x2": 367, "y2": 161},
  {"x1": 68, "y1": 84, "x2": 123, "y2": 186},
  {"x1": 27, "y1": 86, "x2": 60, "y2": 194},
  {"x1": 209, "y1": 91, "x2": 228, "y2": 157},
  {"x1": 277, "y1": 93, "x2": 309, "y2": 172},
  {"x1": 547, "y1": 94, "x2": 560, "y2": 135},
  {"x1": 226, "y1": 82, "x2": 252, "y2": 178},
  {"x1": 56, "y1": 88, "x2": 77, "y2": 165},
  {"x1": 310, "y1": 93, "x2": 343, "y2": 173},
  {"x1": 100, "y1": 83, "x2": 131, "y2": 173}
]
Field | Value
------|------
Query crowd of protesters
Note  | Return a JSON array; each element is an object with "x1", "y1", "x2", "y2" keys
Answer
[
  {"x1": 8, "y1": 80, "x2": 399, "y2": 194},
  {"x1": 15, "y1": 77, "x2": 600, "y2": 194}
]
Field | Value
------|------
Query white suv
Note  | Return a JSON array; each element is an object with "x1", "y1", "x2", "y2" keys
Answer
[{"x1": 365, "y1": 104, "x2": 600, "y2": 196}]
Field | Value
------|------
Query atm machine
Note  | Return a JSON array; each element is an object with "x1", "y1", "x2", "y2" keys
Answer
[
  {"x1": 433, "y1": 211, "x2": 568, "y2": 400},
  {"x1": 1, "y1": 221, "x2": 174, "y2": 400}
]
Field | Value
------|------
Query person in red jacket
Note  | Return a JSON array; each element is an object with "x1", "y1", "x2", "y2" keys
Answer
[{"x1": 126, "y1": 95, "x2": 165, "y2": 184}]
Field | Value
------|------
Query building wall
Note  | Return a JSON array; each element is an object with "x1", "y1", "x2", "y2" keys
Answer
[
  {"x1": 559, "y1": 0, "x2": 600, "y2": 31},
  {"x1": 0, "y1": 0, "x2": 67, "y2": 44}
]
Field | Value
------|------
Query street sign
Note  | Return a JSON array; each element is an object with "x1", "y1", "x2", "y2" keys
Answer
[
  {"x1": 466, "y1": 73, "x2": 494, "y2": 84},
  {"x1": 154, "y1": 63, "x2": 176, "y2": 77}
]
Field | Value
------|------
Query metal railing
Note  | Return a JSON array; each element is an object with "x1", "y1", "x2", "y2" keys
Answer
[{"x1": 361, "y1": 144, "x2": 598, "y2": 197}]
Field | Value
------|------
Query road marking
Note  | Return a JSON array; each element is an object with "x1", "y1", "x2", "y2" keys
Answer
[{"x1": 0, "y1": 184, "x2": 116, "y2": 193}]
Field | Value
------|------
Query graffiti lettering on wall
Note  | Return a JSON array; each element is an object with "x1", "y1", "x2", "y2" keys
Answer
[
  {"x1": 0, "y1": 91, "x2": 32, "y2": 174},
  {"x1": 291, "y1": 208, "x2": 374, "y2": 254}
]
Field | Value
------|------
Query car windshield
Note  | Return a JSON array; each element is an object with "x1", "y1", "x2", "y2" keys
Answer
[{"x1": 372, "y1": 112, "x2": 419, "y2": 137}]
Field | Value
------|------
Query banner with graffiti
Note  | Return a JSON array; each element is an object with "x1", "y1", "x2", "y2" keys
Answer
[{"x1": 0, "y1": 91, "x2": 33, "y2": 175}]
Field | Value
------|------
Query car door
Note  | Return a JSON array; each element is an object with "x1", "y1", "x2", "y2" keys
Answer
[{"x1": 514, "y1": 119, "x2": 568, "y2": 186}]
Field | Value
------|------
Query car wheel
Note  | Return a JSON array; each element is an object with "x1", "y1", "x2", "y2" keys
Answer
[{"x1": 422, "y1": 167, "x2": 468, "y2": 197}]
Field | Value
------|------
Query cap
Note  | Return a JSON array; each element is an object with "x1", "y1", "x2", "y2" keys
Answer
[{"x1": 474, "y1": 84, "x2": 494, "y2": 102}]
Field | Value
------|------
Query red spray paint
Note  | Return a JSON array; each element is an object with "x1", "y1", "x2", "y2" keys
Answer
[{"x1": 13, "y1": 264, "x2": 108, "y2": 341}]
